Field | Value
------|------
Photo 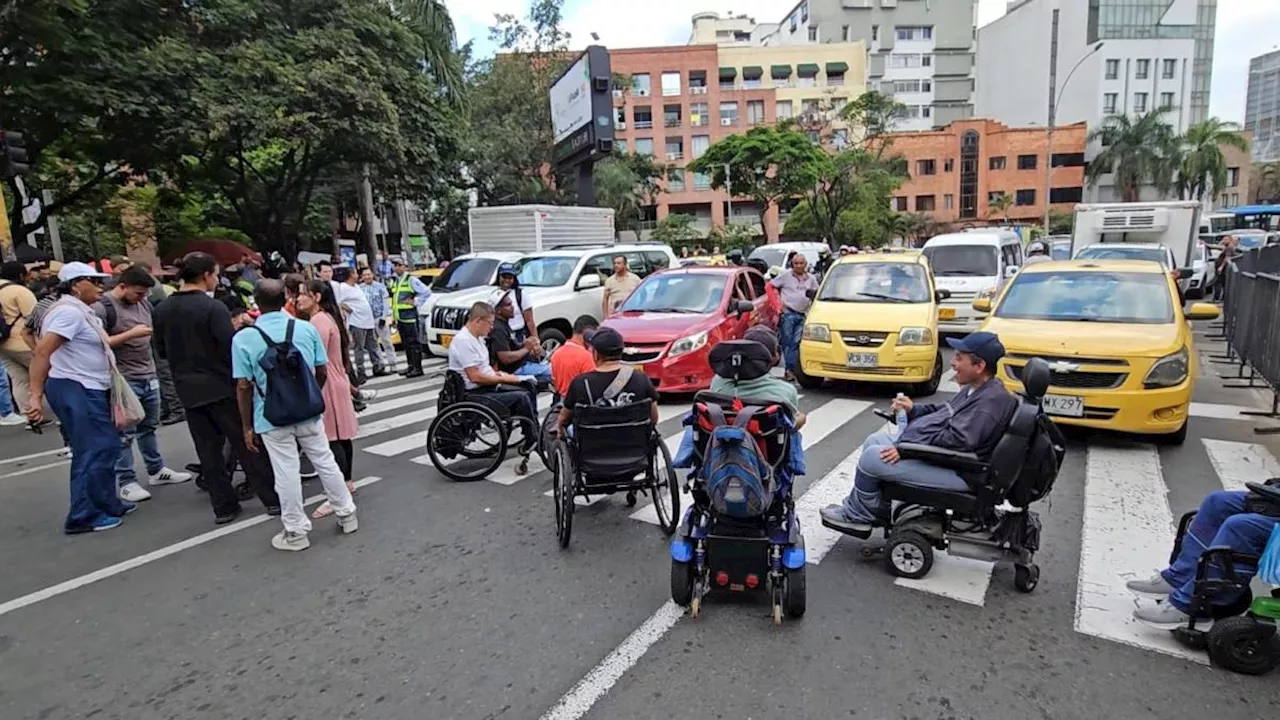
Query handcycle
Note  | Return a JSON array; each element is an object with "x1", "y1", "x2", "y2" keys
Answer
[{"x1": 425, "y1": 370, "x2": 544, "y2": 481}]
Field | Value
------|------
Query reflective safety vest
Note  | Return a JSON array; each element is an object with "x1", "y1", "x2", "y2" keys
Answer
[{"x1": 392, "y1": 275, "x2": 418, "y2": 324}]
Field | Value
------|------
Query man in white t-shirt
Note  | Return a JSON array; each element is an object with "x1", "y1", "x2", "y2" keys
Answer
[
  {"x1": 446, "y1": 301, "x2": 538, "y2": 451},
  {"x1": 335, "y1": 267, "x2": 382, "y2": 381}
]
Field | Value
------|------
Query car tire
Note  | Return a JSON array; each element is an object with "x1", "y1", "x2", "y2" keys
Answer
[
  {"x1": 914, "y1": 351, "x2": 943, "y2": 396},
  {"x1": 794, "y1": 365, "x2": 822, "y2": 390},
  {"x1": 539, "y1": 328, "x2": 566, "y2": 355},
  {"x1": 1158, "y1": 420, "x2": 1188, "y2": 446}
]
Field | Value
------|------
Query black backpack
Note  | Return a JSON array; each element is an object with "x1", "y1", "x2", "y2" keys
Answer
[
  {"x1": 250, "y1": 320, "x2": 325, "y2": 428},
  {"x1": 1007, "y1": 412, "x2": 1067, "y2": 508},
  {"x1": 0, "y1": 281, "x2": 24, "y2": 342}
]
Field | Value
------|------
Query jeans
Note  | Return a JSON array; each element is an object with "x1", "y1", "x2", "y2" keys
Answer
[
  {"x1": 1163, "y1": 490, "x2": 1278, "y2": 614},
  {"x1": 350, "y1": 327, "x2": 384, "y2": 379},
  {"x1": 154, "y1": 355, "x2": 184, "y2": 422},
  {"x1": 779, "y1": 311, "x2": 805, "y2": 373},
  {"x1": 260, "y1": 417, "x2": 356, "y2": 534},
  {"x1": 839, "y1": 430, "x2": 971, "y2": 523},
  {"x1": 45, "y1": 377, "x2": 131, "y2": 530},
  {"x1": 0, "y1": 366, "x2": 12, "y2": 416},
  {"x1": 116, "y1": 377, "x2": 164, "y2": 485},
  {"x1": 514, "y1": 359, "x2": 552, "y2": 384}
]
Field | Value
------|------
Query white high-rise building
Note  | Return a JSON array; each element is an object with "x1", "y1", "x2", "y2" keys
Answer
[{"x1": 1245, "y1": 48, "x2": 1280, "y2": 164}]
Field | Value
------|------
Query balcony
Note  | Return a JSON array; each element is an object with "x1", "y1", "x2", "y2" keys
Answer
[
  {"x1": 665, "y1": 151, "x2": 684, "y2": 161},
  {"x1": 690, "y1": 86, "x2": 708, "y2": 95},
  {"x1": 690, "y1": 116, "x2": 707, "y2": 127},
  {"x1": 634, "y1": 119, "x2": 654, "y2": 130}
]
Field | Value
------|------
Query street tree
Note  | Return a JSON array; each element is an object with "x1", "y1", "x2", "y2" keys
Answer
[
  {"x1": 1175, "y1": 118, "x2": 1249, "y2": 203},
  {"x1": 650, "y1": 214, "x2": 703, "y2": 249},
  {"x1": 987, "y1": 192, "x2": 1013, "y2": 222},
  {"x1": 1086, "y1": 109, "x2": 1181, "y2": 202},
  {"x1": 593, "y1": 151, "x2": 665, "y2": 238}
]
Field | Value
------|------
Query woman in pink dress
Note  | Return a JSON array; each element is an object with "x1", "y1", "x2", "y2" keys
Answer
[{"x1": 296, "y1": 279, "x2": 359, "y2": 518}]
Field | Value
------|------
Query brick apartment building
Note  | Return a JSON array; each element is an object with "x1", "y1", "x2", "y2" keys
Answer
[{"x1": 879, "y1": 119, "x2": 1088, "y2": 226}]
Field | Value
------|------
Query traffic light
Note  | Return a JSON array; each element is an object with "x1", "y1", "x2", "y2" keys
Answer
[{"x1": 0, "y1": 129, "x2": 29, "y2": 179}]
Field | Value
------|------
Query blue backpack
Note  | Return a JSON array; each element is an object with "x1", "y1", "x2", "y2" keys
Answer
[
  {"x1": 702, "y1": 404, "x2": 774, "y2": 519},
  {"x1": 251, "y1": 321, "x2": 325, "y2": 427}
]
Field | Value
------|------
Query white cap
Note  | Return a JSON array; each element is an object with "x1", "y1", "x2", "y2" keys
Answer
[{"x1": 58, "y1": 262, "x2": 111, "y2": 283}]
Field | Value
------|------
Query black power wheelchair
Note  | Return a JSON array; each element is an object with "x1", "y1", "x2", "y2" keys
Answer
[
  {"x1": 425, "y1": 370, "x2": 543, "y2": 481},
  {"x1": 822, "y1": 357, "x2": 1065, "y2": 592},
  {"x1": 550, "y1": 398, "x2": 680, "y2": 548}
]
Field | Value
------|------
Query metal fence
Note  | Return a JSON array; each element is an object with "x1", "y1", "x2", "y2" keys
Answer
[{"x1": 1210, "y1": 244, "x2": 1280, "y2": 434}]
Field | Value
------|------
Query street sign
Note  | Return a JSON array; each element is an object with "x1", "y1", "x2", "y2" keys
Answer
[{"x1": 548, "y1": 45, "x2": 615, "y2": 206}]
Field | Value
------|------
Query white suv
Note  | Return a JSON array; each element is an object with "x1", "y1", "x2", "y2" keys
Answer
[{"x1": 427, "y1": 243, "x2": 679, "y2": 355}]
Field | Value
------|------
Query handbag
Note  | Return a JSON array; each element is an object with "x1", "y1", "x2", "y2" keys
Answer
[
  {"x1": 1259, "y1": 523, "x2": 1280, "y2": 586},
  {"x1": 111, "y1": 368, "x2": 145, "y2": 430}
]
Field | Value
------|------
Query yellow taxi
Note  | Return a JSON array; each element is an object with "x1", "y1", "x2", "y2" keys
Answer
[
  {"x1": 797, "y1": 253, "x2": 948, "y2": 394},
  {"x1": 975, "y1": 259, "x2": 1220, "y2": 445}
]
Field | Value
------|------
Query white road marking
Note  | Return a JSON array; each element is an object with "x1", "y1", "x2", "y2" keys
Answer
[
  {"x1": 938, "y1": 369, "x2": 961, "y2": 393},
  {"x1": 359, "y1": 392, "x2": 553, "y2": 442},
  {"x1": 1075, "y1": 444, "x2": 1204, "y2": 662},
  {"x1": 363, "y1": 376, "x2": 442, "y2": 402},
  {"x1": 0, "y1": 476, "x2": 384, "y2": 618},
  {"x1": 0, "y1": 446, "x2": 74, "y2": 467},
  {"x1": 0, "y1": 460, "x2": 71, "y2": 480},
  {"x1": 1201, "y1": 439, "x2": 1280, "y2": 491},
  {"x1": 355, "y1": 382, "x2": 444, "y2": 417},
  {"x1": 894, "y1": 551, "x2": 995, "y2": 606},
  {"x1": 657, "y1": 403, "x2": 690, "y2": 424},
  {"x1": 796, "y1": 420, "x2": 888, "y2": 565},
  {"x1": 1189, "y1": 402, "x2": 1274, "y2": 421}
]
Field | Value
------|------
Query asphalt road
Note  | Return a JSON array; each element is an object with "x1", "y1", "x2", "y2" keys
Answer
[{"x1": 1, "y1": 333, "x2": 1279, "y2": 720}]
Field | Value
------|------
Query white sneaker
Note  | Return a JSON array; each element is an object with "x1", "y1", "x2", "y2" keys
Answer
[
  {"x1": 119, "y1": 482, "x2": 153, "y2": 502},
  {"x1": 59, "y1": 447, "x2": 73, "y2": 459},
  {"x1": 337, "y1": 512, "x2": 359, "y2": 534},
  {"x1": 149, "y1": 467, "x2": 193, "y2": 486},
  {"x1": 0, "y1": 413, "x2": 27, "y2": 426},
  {"x1": 271, "y1": 530, "x2": 311, "y2": 551},
  {"x1": 356, "y1": 389, "x2": 378, "y2": 402}
]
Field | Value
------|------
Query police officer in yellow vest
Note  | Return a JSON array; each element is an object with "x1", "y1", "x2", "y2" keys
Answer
[{"x1": 390, "y1": 255, "x2": 431, "y2": 378}]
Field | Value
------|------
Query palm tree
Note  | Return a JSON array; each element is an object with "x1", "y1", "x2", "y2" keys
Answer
[
  {"x1": 987, "y1": 192, "x2": 1013, "y2": 222},
  {"x1": 1176, "y1": 118, "x2": 1249, "y2": 203},
  {"x1": 400, "y1": 0, "x2": 465, "y2": 105},
  {"x1": 1086, "y1": 109, "x2": 1181, "y2": 202}
]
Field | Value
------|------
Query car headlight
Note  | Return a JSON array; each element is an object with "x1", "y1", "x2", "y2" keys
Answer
[
  {"x1": 898, "y1": 327, "x2": 934, "y2": 346},
  {"x1": 978, "y1": 286, "x2": 999, "y2": 299},
  {"x1": 802, "y1": 323, "x2": 831, "y2": 342},
  {"x1": 667, "y1": 330, "x2": 708, "y2": 358},
  {"x1": 1143, "y1": 347, "x2": 1189, "y2": 389}
]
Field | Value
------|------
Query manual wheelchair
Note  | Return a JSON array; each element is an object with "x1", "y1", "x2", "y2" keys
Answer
[
  {"x1": 823, "y1": 357, "x2": 1064, "y2": 593},
  {"x1": 550, "y1": 398, "x2": 680, "y2": 548},
  {"x1": 425, "y1": 370, "x2": 543, "y2": 481}
]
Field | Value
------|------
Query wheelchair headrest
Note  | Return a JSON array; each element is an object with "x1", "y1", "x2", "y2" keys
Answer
[
  {"x1": 1020, "y1": 357, "x2": 1050, "y2": 400},
  {"x1": 709, "y1": 340, "x2": 773, "y2": 382}
]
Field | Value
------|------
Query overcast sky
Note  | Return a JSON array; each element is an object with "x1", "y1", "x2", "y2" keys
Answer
[{"x1": 446, "y1": 0, "x2": 1278, "y2": 124}]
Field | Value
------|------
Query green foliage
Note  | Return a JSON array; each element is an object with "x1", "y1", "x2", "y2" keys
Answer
[
  {"x1": 987, "y1": 192, "x2": 1013, "y2": 221},
  {"x1": 650, "y1": 214, "x2": 703, "y2": 247},
  {"x1": 689, "y1": 125, "x2": 831, "y2": 230},
  {"x1": 1176, "y1": 119, "x2": 1249, "y2": 202},
  {"x1": 1047, "y1": 208, "x2": 1074, "y2": 235},
  {"x1": 1087, "y1": 109, "x2": 1181, "y2": 202},
  {"x1": 708, "y1": 223, "x2": 759, "y2": 252},
  {"x1": 593, "y1": 151, "x2": 665, "y2": 237}
]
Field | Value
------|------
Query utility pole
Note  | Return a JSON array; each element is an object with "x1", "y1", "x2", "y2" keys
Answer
[
  {"x1": 43, "y1": 189, "x2": 63, "y2": 261},
  {"x1": 358, "y1": 163, "x2": 378, "y2": 263}
]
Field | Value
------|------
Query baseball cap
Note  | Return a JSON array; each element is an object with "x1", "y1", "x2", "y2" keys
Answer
[
  {"x1": 497, "y1": 263, "x2": 518, "y2": 277},
  {"x1": 389, "y1": 255, "x2": 407, "y2": 265},
  {"x1": 744, "y1": 325, "x2": 780, "y2": 357},
  {"x1": 588, "y1": 326, "x2": 625, "y2": 356},
  {"x1": 58, "y1": 261, "x2": 111, "y2": 283},
  {"x1": 946, "y1": 331, "x2": 1006, "y2": 368}
]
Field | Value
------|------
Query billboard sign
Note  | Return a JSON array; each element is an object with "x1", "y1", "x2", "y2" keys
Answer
[
  {"x1": 549, "y1": 46, "x2": 613, "y2": 167},
  {"x1": 551, "y1": 54, "x2": 592, "y2": 144}
]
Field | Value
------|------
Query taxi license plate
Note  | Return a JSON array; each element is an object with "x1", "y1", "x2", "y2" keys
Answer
[
  {"x1": 439, "y1": 333, "x2": 454, "y2": 349},
  {"x1": 1042, "y1": 394, "x2": 1084, "y2": 418},
  {"x1": 938, "y1": 307, "x2": 957, "y2": 320},
  {"x1": 847, "y1": 352, "x2": 878, "y2": 369}
]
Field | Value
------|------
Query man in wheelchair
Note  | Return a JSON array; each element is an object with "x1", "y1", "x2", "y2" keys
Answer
[
  {"x1": 553, "y1": 327, "x2": 659, "y2": 433},
  {"x1": 708, "y1": 326, "x2": 805, "y2": 429},
  {"x1": 446, "y1": 301, "x2": 540, "y2": 454},
  {"x1": 819, "y1": 331, "x2": 1018, "y2": 536}
]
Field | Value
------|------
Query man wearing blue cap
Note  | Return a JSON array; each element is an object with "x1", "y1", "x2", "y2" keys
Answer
[{"x1": 821, "y1": 331, "x2": 1018, "y2": 535}]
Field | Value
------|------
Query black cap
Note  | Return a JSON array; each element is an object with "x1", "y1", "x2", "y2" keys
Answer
[
  {"x1": 945, "y1": 331, "x2": 1006, "y2": 368},
  {"x1": 588, "y1": 326, "x2": 624, "y2": 355}
]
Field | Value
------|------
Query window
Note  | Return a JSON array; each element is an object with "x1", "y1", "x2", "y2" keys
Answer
[
  {"x1": 632, "y1": 74, "x2": 651, "y2": 96},
  {"x1": 614, "y1": 107, "x2": 626, "y2": 126},
  {"x1": 916, "y1": 159, "x2": 937, "y2": 176},
  {"x1": 944, "y1": 194, "x2": 954, "y2": 210},
  {"x1": 1016, "y1": 189, "x2": 1036, "y2": 206},
  {"x1": 894, "y1": 197, "x2": 908, "y2": 212},
  {"x1": 1048, "y1": 186, "x2": 1083, "y2": 203},
  {"x1": 800, "y1": 0, "x2": 808, "y2": 22},
  {"x1": 1135, "y1": 59, "x2": 1150, "y2": 79},
  {"x1": 1103, "y1": 93, "x2": 1118, "y2": 114},
  {"x1": 806, "y1": 130, "x2": 820, "y2": 144},
  {"x1": 1051, "y1": 152, "x2": 1086, "y2": 167},
  {"x1": 871, "y1": 25, "x2": 879, "y2": 42},
  {"x1": 661, "y1": 72, "x2": 681, "y2": 97},
  {"x1": 841, "y1": 25, "x2": 850, "y2": 42},
  {"x1": 801, "y1": 99, "x2": 820, "y2": 116},
  {"x1": 944, "y1": 158, "x2": 954, "y2": 172},
  {"x1": 747, "y1": 100, "x2": 766, "y2": 125},
  {"x1": 1017, "y1": 154, "x2": 1038, "y2": 170},
  {"x1": 892, "y1": 79, "x2": 932, "y2": 94},
  {"x1": 663, "y1": 105, "x2": 682, "y2": 127},
  {"x1": 691, "y1": 135, "x2": 710, "y2": 159},
  {"x1": 644, "y1": 251, "x2": 672, "y2": 273},
  {"x1": 719, "y1": 102, "x2": 739, "y2": 125},
  {"x1": 988, "y1": 191, "x2": 1006, "y2": 205},
  {"x1": 896, "y1": 26, "x2": 932, "y2": 41},
  {"x1": 959, "y1": 130, "x2": 979, "y2": 219},
  {"x1": 1134, "y1": 92, "x2": 1148, "y2": 113},
  {"x1": 693, "y1": 172, "x2": 712, "y2": 190},
  {"x1": 922, "y1": 55, "x2": 932, "y2": 67},
  {"x1": 1226, "y1": 167, "x2": 1240, "y2": 187},
  {"x1": 747, "y1": 271, "x2": 766, "y2": 299},
  {"x1": 664, "y1": 138, "x2": 683, "y2": 159},
  {"x1": 1160, "y1": 92, "x2": 1175, "y2": 109},
  {"x1": 776, "y1": 101, "x2": 793, "y2": 120},
  {"x1": 833, "y1": 129, "x2": 849, "y2": 148},
  {"x1": 1105, "y1": 59, "x2": 1119, "y2": 79},
  {"x1": 634, "y1": 138, "x2": 654, "y2": 156},
  {"x1": 890, "y1": 54, "x2": 928, "y2": 69},
  {"x1": 827, "y1": 73, "x2": 845, "y2": 87},
  {"x1": 915, "y1": 195, "x2": 936, "y2": 212},
  {"x1": 989, "y1": 156, "x2": 1007, "y2": 171},
  {"x1": 633, "y1": 106, "x2": 653, "y2": 129},
  {"x1": 666, "y1": 169, "x2": 685, "y2": 192},
  {"x1": 1162, "y1": 59, "x2": 1177, "y2": 79},
  {"x1": 808, "y1": 26, "x2": 818, "y2": 42},
  {"x1": 689, "y1": 102, "x2": 708, "y2": 127}
]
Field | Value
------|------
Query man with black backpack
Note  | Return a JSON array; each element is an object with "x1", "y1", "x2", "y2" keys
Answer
[{"x1": 232, "y1": 279, "x2": 357, "y2": 552}]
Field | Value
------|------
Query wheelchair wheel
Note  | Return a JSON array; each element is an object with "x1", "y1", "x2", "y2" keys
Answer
[
  {"x1": 1014, "y1": 563, "x2": 1040, "y2": 593},
  {"x1": 784, "y1": 565, "x2": 807, "y2": 619},
  {"x1": 426, "y1": 403, "x2": 507, "y2": 482},
  {"x1": 670, "y1": 560, "x2": 694, "y2": 606},
  {"x1": 551, "y1": 441, "x2": 574, "y2": 548},
  {"x1": 648, "y1": 439, "x2": 680, "y2": 536},
  {"x1": 884, "y1": 531, "x2": 933, "y2": 580},
  {"x1": 1206, "y1": 616, "x2": 1280, "y2": 676}
]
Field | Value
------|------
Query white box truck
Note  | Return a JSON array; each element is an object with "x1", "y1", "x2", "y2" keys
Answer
[
  {"x1": 1070, "y1": 200, "x2": 1201, "y2": 270},
  {"x1": 468, "y1": 205, "x2": 616, "y2": 254}
]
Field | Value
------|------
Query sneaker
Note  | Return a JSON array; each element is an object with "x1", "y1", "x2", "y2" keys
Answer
[
  {"x1": 1125, "y1": 572, "x2": 1175, "y2": 599},
  {"x1": 119, "y1": 482, "x2": 153, "y2": 502},
  {"x1": 272, "y1": 530, "x2": 311, "y2": 551},
  {"x1": 58, "y1": 447, "x2": 73, "y2": 459},
  {"x1": 265, "y1": 505, "x2": 282, "y2": 516},
  {"x1": 1133, "y1": 600, "x2": 1192, "y2": 630},
  {"x1": 819, "y1": 505, "x2": 873, "y2": 537},
  {"x1": 356, "y1": 388, "x2": 378, "y2": 402},
  {"x1": 336, "y1": 512, "x2": 359, "y2": 534},
  {"x1": 149, "y1": 467, "x2": 193, "y2": 486},
  {"x1": 0, "y1": 412, "x2": 27, "y2": 426},
  {"x1": 66, "y1": 515, "x2": 124, "y2": 534},
  {"x1": 214, "y1": 505, "x2": 243, "y2": 525},
  {"x1": 112, "y1": 502, "x2": 139, "y2": 517}
]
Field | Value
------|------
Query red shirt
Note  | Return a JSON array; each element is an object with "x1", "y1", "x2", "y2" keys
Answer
[{"x1": 550, "y1": 338, "x2": 596, "y2": 398}]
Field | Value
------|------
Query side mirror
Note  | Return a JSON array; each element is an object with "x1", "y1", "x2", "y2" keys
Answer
[
  {"x1": 935, "y1": 289, "x2": 951, "y2": 302},
  {"x1": 732, "y1": 299, "x2": 754, "y2": 316},
  {"x1": 972, "y1": 297, "x2": 993, "y2": 313},
  {"x1": 1176, "y1": 267, "x2": 1194, "y2": 280},
  {"x1": 1004, "y1": 265, "x2": 1019, "y2": 279},
  {"x1": 576, "y1": 274, "x2": 602, "y2": 290},
  {"x1": 1186, "y1": 302, "x2": 1221, "y2": 321}
]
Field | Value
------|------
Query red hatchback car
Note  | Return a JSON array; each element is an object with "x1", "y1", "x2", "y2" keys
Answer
[{"x1": 602, "y1": 266, "x2": 780, "y2": 394}]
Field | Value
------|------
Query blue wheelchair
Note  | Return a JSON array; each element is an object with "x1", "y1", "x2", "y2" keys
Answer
[{"x1": 669, "y1": 341, "x2": 806, "y2": 625}]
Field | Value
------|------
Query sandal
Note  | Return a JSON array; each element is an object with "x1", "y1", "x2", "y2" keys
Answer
[{"x1": 311, "y1": 501, "x2": 335, "y2": 519}]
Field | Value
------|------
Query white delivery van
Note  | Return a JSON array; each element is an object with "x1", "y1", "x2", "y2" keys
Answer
[
  {"x1": 921, "y1": 230, "x2": 1024, "y2": 333},
  {"x1": 468, "y1": 205, "x2": 616, "y2": 254}
]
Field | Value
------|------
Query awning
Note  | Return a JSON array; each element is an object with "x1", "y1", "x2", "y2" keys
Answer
[
  {"x1": 825, "y1": 61, "x2": 848, "y2": 74},
  {"x1": 797, "y1": 63, "x2": 820, "y2": 77},
  {"x1": 718, "y1": 67, "x2": 736, "y2": 79},
  {"x1": 770, "y1": 64, "x2": 792, "y2": 78},
  {"x1": 741, "y1": 66, "x2": 763, "y2": 80}
]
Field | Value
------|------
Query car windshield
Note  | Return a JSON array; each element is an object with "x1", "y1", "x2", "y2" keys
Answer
[
  {"x1": 994, "y1": 271, "x2": 1174, "y2": 324},
  {"x1": 922, "y1": 245, "x2": 999, "y2": 276},
  {"x1": 619, "y1": 274, "x2": 726, "y2": 314},
  {"x1": 514, "y1": 256, "x2": 577, "y2": 287},
  {"x1": 1076, "y1": 245, "x2": 1169, "y2": 267},
  {"x1": 819, "y1": 263, "x2": 931, "y2": 303},
  {"x1": 1050, "y1": 242, "x2": 1072, "y2": 260},
  {"x1": 748, "y1": 247, "x2": 788, "y2": 270},
  {"x1": 431, "y1": 258, "x2": 500, "y2": 292}
]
